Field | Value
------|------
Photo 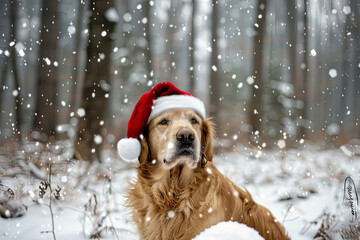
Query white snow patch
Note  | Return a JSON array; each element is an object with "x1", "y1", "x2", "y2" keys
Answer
[
  {"x1": 340, "y1": 145, "x2": 353, "y2": 157},
  {"x1": 193, "y1": 221, "x2": 264, "y2": 240}
]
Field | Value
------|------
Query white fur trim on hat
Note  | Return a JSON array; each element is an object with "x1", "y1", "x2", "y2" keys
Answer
[
  {"x1": 148, "y1": 95, "x2": 205, "y2": 124},
  {"x1": 117, "y1": 138, "x2": 141, "y2": 162}
]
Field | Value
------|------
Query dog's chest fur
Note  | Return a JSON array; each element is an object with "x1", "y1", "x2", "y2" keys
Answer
[
  {"x1": 127, "y1": 162, "x2": 290, "y2": 240},
  {"x1": 128, "y1": 163, "x2": 226, "y2": 240}
]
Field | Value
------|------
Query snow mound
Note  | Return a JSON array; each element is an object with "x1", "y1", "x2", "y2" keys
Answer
[{"x1": 193, "y1": 221, "x2": 264, "y2": 240}]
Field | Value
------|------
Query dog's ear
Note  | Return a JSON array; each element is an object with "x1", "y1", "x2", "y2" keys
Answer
[
  {"x1": 201, "y1": 118, "x2": 214, "y2": 163},
  {"x1": 139, "y1": 131, "x2": 150, "y2": 164}
]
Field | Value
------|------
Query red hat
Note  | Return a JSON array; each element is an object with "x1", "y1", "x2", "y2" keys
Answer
[{"x1": 117, "y1": 82, "x2": 205, "y2": 162}]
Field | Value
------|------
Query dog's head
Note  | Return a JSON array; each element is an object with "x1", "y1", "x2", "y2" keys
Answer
[{"x1": 139, "y1": 109, "x2": 214, "y2": 169}]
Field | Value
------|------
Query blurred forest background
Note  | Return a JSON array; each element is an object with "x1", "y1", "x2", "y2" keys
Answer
[{"x1": 0, "y1": 0, "x2": 359, "y2": 162}]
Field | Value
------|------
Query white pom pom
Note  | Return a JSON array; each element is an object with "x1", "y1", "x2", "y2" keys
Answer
[{"x1": 117, "y1": 138, "x2": 141, "y2": 162}]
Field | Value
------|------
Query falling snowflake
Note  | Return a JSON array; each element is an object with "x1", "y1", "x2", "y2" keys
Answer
[
  {"x1": 123, "y1": 13, "x2": 132, "y2": 22},
  {"x1": 105, "y1": 8, "x2": 120, "y2": 22},
  {"x1": 77, "y1": 108, "x2": 86, "y2": 117},
  {"x1": 167, "y1": 211, "x2": 175, "y2": 218},
  {"x1": 310, "y1": 49, "x2": 317, "y2": 56},
  {"x1": 44, "y1": 57, "x2": 51, "y2": 65},
  {"x1": 277, "y1": 139, "x2": 286, "y2": 149},
  {"x1": 94, "y1": 135, "x2": 103, "y2": 145},
  {"x1": 167, "y1": 142, "x2": 174, "y2": 150},
  {"x1": 328, "y1": 69, "x2": 337, "y2": 78},
  {"x1": 343, "y1": 6, "x2": 351, "y2": 15},
  {"x1": 246, "y1": 76, "x2": 254, "y2": 85},
  {"x1": 61, "y1": 176, "x2": 68, "y2": 183},
  {"x1": 67, "y1": 25, "x2": 76, "y2": 36}
]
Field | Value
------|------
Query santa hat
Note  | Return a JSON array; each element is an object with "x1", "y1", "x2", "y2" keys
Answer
[{"x1": 117, "y1": 82, "x2": 205, "y2": 162}]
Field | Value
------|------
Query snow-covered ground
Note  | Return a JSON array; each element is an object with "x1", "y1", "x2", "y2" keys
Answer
[{"x1": 1, "y1": 143, "x2": 360, "y2": 240}]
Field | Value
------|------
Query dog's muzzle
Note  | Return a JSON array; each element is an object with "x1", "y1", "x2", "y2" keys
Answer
[{"x1": 175, "y1": 128, "x2": 195, "y2": 157}]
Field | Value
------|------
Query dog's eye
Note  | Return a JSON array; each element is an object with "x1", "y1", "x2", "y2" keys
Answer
[
  {"x1": 158, "y1": 119, "x2": 168, "y2": 125},
  {"x1": 191, "y1": 118, "x2": 198, "y2": 124}
]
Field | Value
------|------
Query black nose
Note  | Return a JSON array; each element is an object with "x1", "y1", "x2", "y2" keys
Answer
[{"x1": 176, "y1": 128, "x2": 194, "y2": 144}]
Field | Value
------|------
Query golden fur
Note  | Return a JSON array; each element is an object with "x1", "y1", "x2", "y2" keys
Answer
[{"x1": 127, "y1": 109, "x2": 290, "y2": 240}]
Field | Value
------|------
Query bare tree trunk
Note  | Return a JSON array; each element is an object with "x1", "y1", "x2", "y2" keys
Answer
[
  {"x1": 287, "y1": 0, "x2": 304, "y2": 140},
  {"x1": 166, "y1": 0, "x2": 177, "y2": 82},
  {"x1": 300, "y1": 0, "x2": 309, "y2": 138},
  {"x1": 34, "y1": 0, "x2": 59, "y2": 136},
  {"x1": 0, "y1": 0, "x2": 10, "y2": 92},
  {"x1": 0, "y1": 0, "x2": 10, "y2": 134},
  {"x1": 10, "y1": 0, "x2": 22, "y2": 140},
  {"x1": 209, "y1": 0, "x2": 219, "y2": 122},
  {"x1": 250, "y1": 0, "x2": 267, "y2": 135},
  {"x1": 286, "y1": 0, "x2": 297, "y2": 88},
  {"x1": 143, "y1": 0, "x2": 153, "y2": 82},
  {"x1": 75, "y1": 0, "x2": 115, "y2": 161},
  {"x1": 72, "y1": 0, "x2": 86, "y2": 113},
  {"x1": 189, "y1": 0, "x2": 196, "y2": 93},
  {"x1": 0, "y1": 65, "x2": 7, "y2": 111}
]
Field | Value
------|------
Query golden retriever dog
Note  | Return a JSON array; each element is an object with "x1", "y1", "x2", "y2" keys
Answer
[{"x1": 127, "y1": 109, "x2": 290, "y2": 240}]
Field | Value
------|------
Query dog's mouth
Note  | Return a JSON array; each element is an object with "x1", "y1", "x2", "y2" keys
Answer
[
  {"x1": 176, "y1": 148, "x2": 195, "y2": 157},
  {"x1": 163, "y1": 146, "x2": 196, "y2": 164}
]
